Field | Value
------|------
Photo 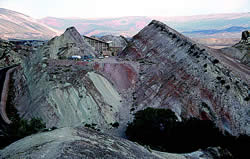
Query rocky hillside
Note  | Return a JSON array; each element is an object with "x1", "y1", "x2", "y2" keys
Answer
[
  {"x1": 0, "y1": 8, "x2": 59, "y2": 40},
  {"x1": 44, "y1": 27, "x2": 98, "y2": 58},
  {"x1": 0, "y1": 21, "x2": 249, "y2": 158},
  {"x1": 232, "y1": 32, "x2": 250, "y2": 66},
  {"x1": 9, "y1": 26, "x2": 139, "y2": 136},
  {"x1": 219, "y1": 31, "x2": 250, "y2": 66},
  {"x1": 119, "y1": 20, "x2": 250, "y2": 135}
]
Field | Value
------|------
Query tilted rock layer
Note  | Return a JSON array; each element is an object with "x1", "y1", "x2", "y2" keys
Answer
[{"x1": 119, "y1": 20, "x2": 250, "y2": 135}]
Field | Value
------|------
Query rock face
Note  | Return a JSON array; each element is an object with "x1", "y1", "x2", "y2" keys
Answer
[
  {"x1": 218, "y1": 31, "x2": 250, "y2": 66},
  {"x1": 46, "y1": 27, "x2": 98, "y2": 59},
  {"x1": 241, "y1": 30, "x2": 249, "y2": 41},
  {"x1": 10, "y1": 28, "x2": 139, "y2": 134},
  {"x1": 232, "y1": 36, "x2": 250, "y2": 66},
  {"x1": 119, "y1": 20, "x2": 250, "y2": 135},
  {"x1": 0, "y1": 126, "x2": 220, "y2": 159}
]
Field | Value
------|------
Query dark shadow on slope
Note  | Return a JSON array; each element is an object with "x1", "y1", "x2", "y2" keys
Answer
[{"x1": 126, "y1": 107, "x2": 250, "y2": 159}]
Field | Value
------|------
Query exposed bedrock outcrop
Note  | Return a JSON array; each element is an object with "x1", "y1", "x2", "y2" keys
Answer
[
  {"x1": 10, "y1": 27, "x2": 138, "y2": 135},
  {"x1": 219, "y1": 31, "x2": 250, "y2": 67},
  {"x1": 0, "y1": 126, "x2": 221, "y2": 159},
  {"x1": 45, "y1": 26, "x2": 98, "y2": 59},
  {"x1": 119, "y1": 20, "x2": 250, "y2": 135},
  {"x1": 13, "y1": 63, "x2": 122, "y2": 130}
]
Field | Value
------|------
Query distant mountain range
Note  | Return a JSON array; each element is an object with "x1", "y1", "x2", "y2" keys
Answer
[
  {"x1": 184, "y1": 26, "x2": 250, "y2": 38},
  {"x1": 0, "y1": 8, "x2": 59, "y2": 40},
  {"x1": 40, "y1": 13, "x2": 250, "y2": 38},
  {"x1": 184, "y1": 26, "x2": 250, "y2": 35},
  {"x1": 0, "y1": 8, "x2": 250, "y2": 40}
]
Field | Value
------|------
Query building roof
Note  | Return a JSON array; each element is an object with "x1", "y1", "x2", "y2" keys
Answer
[
  {"x1": 109, "y1": 46, "x2": 122, "y2": 48},
  {"x1": 83, "y1": 35, "x2": 108, "y2": 44}
]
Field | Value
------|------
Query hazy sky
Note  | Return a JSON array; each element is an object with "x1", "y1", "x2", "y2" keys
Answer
[{"x1": 1, "y1": 0, "x2": 250, "y2": 18}]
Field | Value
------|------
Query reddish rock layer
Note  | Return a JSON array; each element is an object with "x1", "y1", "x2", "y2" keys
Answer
[{"x1": 120, "y1": 20, "x2": 250, "y2": 135}]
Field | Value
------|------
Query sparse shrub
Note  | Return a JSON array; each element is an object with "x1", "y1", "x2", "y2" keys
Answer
[
  {"x1": 84, "y1": 123, "x2": 91, "y2": 128},
  {"x1": 193, "y1": 52, "x2": 198, "y2": 56},
  {"x1": 0, "y1": 117, "x2": 46, "y2": 149},
  {"x1": 59, "y1": 56, "x2": 67, "y2": 60},
  {"x1": 244, "y1": 96, "x2": 250, "y2": 101},
  {"x1": 190, "y1": 44, "x2": 196, "y2": 50},
  {"x1": 84, "y1": 123, "x2": 98, "y2": 130},
  {"x1": 212, "y1": 59, "x2": 219, "y2": 64},
  {"x1": 216, "y1": 77, "x2": 221, "y2": 80},
  {"x1": 225, "y1": 85, "x2": 230, "y2": 90},
  {"x1": 8, "y1": 117, "x2": 46, "y2": 138},
  {"x1": 111, "y1": 122, "x2": 119, "y2": 128},
  {"x1": 130, "y1": 108, "x2": 135, "y2": 112},
  {"x1": 221, "y1": 80, "x2": 226, "y2": 85}
]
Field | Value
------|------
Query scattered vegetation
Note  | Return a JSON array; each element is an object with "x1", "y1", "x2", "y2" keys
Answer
[
  {"x1": 216, "y1": 77, "x2": 226, "y2": 85},
  {"x1": 58, "y1": 56, "x2": 67, "y2": 60},
  {"x1": 193, "y1": 52, "x2": 198, "y2": 56},
  {"x1": 216, "y1": 77, "x2": 221, "y2": 80},
  {"x1": 212, "y1": 59, "x2": 220, "y2": 64},
  {"x1": 172, "y1": 34, "x2": 177, "y2": 39},
  {"x1": 126, "y1": 107, "x2": 250, "y2": 158},
  {"x1": 244, "y1": 96, "x2": 250, "y2": 101},
  {"x1": 84, "y1": 123, "x2": 100, "y2": 131},
  {"x1": 220, "y1": 80, "x2": 226, "y2": 85},
  {"x1": 110, "y1": 122, "x2": 119, "y2": 128},
  {"x1": 9, "y1": 118, "x2": 46, "y2": 138},
  {"x1": 0, "y1": 118, "x2": 46, "y2": 149},
  {"x1": 225, "y1": 85, "x2": 230, "y2": 90},
  {"x1": 190, "y1": 44, "x2": 196, "y2": 50},
  {"x1": 130, "y1": 108, "x2": 135, "y2": 112}
]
